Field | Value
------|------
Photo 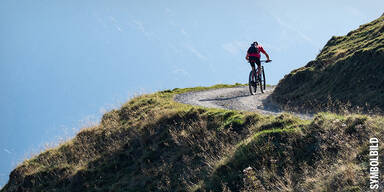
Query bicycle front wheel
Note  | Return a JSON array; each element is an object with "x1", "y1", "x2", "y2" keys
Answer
[
  {"x1": 262, "y1": 66, "x2": 266, "y2": 90},
  {"x1": 259, "y1": 72, "x2": 264, "y2": 93}
]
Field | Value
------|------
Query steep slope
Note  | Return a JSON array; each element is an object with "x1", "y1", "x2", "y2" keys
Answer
[
  {"x1": 270, "y1": 15, "x2": 384, "y2": 113},
  {"x1": 1, "y1": 84, "x2": 384, "y2": 192}
]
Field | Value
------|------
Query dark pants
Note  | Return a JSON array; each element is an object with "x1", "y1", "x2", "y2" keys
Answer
[
  {"x1": 249, "y1": 57, "x2": 261, "y2": 80},
  {"x1": 249, "y1": 57, "x2": 261, "y2": 68}
]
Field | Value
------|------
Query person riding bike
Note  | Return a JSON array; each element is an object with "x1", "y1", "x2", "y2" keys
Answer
[{"x1": 245, "y1": 41, "x2": 271, "y2": 79}]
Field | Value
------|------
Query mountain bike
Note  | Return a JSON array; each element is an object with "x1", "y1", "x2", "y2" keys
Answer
[{"x1": 248, "y1": 60, "x2": 271, "y2": 95}]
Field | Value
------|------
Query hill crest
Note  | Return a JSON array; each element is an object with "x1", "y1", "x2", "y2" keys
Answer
[{"x1": 270, "y1": 15, "x2": 384, "y2": 114}]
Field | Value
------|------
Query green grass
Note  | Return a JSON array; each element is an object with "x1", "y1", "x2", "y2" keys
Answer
[
  {"x1": 199, "y1": 112, "x2": 384, "y2": 192},
  {"x1": 1, "y1": 83, "x2": 384, "y2": 192},
  {"x1": 0, "y1": 83, "x2": 251, "y2": 192}
]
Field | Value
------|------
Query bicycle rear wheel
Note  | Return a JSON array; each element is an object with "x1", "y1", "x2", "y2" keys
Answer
[{"x1": 249, "y1": 71, "x2": 257, "y2": 95}]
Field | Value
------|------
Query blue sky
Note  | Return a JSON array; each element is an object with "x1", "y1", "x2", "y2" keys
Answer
[{"x1": 0, "y1": 0, "x2": 383, "y2": 187}]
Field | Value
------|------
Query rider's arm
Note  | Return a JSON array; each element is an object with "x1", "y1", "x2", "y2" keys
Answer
[
  {"x1": 263, "y1": 52, "x2": 270, "y2": 61},
  {"x1": 245, "y1": 53, "x2": 249, "y2": 60},
  {"x1": 259, "y1": 47, "x2": 270, "y2": 61}
]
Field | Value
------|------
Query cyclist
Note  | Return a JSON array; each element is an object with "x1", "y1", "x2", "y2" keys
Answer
[{"x1": 245, "y1": 41, "x2": 271, "y2": 81}]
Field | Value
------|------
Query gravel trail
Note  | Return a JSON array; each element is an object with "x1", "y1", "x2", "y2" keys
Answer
[{"x1": 174, "y1": 86, "x2": 313, "y2": 119}]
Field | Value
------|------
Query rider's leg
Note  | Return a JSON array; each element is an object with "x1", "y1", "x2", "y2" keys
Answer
[
  {"x1": 256, "y1": 59, "x2": 261, "y2": 77},
  {"x1": 252, "y1": 66, "x2": 256, "y2": 81},
  {"x1": 250, "y1": 62, "x2": 256, "y2": 81}
]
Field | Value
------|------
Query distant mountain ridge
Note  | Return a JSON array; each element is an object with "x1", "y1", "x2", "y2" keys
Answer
[{"x1": 270, "y1": 14, "x2": 384, "y2": 113}]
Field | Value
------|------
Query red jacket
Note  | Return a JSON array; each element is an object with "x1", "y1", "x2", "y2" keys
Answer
[{"x1": 247, "y1": 45, "x2": 266, "y2": 59}]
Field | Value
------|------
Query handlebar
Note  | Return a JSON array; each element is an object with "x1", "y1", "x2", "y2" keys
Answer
[{"x1": 246, "y1": 59, "x2": 272, "y2": 64}]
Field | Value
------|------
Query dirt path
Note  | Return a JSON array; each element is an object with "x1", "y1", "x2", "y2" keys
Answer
[{"x1": 174, "y1": 86, "x2": 313, "y2": 119}]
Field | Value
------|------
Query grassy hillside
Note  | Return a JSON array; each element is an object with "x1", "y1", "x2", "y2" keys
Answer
[
  {"x1": 270, "y1": 15, "x2": 384, "y2": 114},
  {"x1": 1, "y1": 84, "x2": 384, "y2": 192}
]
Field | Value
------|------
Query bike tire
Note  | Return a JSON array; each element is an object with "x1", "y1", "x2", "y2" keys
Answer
[
  {"x1": 262, "y1": 66, "x2": 266, "y2": 90},
  {"x1": 249, "y1": 71, "x2": 257, "y2": 95},
  {"x1": 259, "y1": 72, "x2": 264, "y2": 93}
]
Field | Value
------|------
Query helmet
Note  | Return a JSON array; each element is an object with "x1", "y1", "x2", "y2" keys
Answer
[{"x1": 251, "y1": 41, "x2": 258, "y2": 46}]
